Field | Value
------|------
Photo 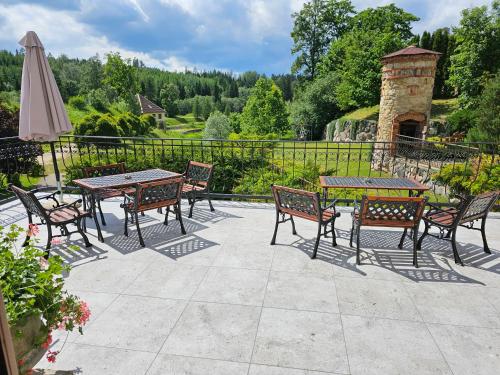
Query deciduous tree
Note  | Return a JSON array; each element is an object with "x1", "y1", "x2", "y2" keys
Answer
[
  {"x1": 291, "y1": 0, "x2": 354, "y2": 80},
  {"x1": 240, "y1": 78, "x2": 289, "y2": 135}
]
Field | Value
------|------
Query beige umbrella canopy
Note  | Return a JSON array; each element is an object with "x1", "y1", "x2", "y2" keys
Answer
[{"x1": 18, "y1": 31, "x2": 73, "y2": 193}]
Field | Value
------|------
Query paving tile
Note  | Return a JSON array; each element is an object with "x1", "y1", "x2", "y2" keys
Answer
[
  {"x1": 63, "y1": 259, "x2": 149, "y2": 293},
  {"x1": 249, "y1": 364, "x2": 335, "y2": 374},
  {"x1": 161, "y1": 302, "x2": 261, "y2": 362},
  {"x1": 252, "y1": 308, "x2": 348, "y2": 373},
  {"x1": 428, "y1": 323, "x2": 500, "y2": 375},
  {"x1": 124, "y1": 263, "x2": 208, "y2": 299},
  {"x1": 482, "y1": 287, "x2": 500, "y2": 312},
  {"x1": 192, "y1": 267, "x2": 268, "y2": 306},
  {"x1": 405, "y1": 283, "x2": 500, "y2": 327},
  {"x1": 272, "y1": 246, "x2": 334, "y2": 275},
  {"x1": 77, "y1": 295, "x2": 186, "y2": 352},
  {"x1": 264, "y1": 271, "x2": 339, "y2": 313},
  {"x1": 213, "y1": 244, "x2": 274, "y2": 270},
  {"x1": 41, "y1": 343, "x2": 155, "y2": 375},
  {"x1": 147, "y1": 354, "x2": 249, "y2": 375},
  {"x1": 342, "y1": 315, "x2": 452, "y2": 375},
  {"x1": 335, "y1": 277, "x2": 421, "y2": 321}
]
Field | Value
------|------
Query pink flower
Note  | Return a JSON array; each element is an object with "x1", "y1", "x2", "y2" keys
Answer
[
  {"x1": 27, "y1": 223, "x2": 39, "y2": 237},
  {"x1": 77, "y1": 301, "x2": 91, "y2": 325},
  {"x1": 50, "y1": 237, "x2": 62, "y2": 245},
  {"x1": 46, "y1": 350, "x2": 59, "y2": 363}
]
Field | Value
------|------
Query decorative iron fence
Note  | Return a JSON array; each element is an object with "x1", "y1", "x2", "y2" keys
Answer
[{"x1": 0, "y1": 135, "x2": 498, "y2": 204}]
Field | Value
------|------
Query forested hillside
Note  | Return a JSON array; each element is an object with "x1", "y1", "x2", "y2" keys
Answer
[{"x1": 0, "y1": 0, "x2": 498, "y2": 143}]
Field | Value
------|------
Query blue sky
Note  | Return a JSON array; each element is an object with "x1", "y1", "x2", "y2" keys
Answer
[{"x1": 0, "y1": 0, "x2": 491, "y2": 74}]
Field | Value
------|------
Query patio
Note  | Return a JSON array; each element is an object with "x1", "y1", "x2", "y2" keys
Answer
[{"x1": 2, "y1": 196, "x2": 500, "y2": 375}]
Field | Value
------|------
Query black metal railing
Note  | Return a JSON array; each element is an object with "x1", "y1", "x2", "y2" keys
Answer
[{"x1": 0, "y1": 135, "x2": 498, "y2": 205}]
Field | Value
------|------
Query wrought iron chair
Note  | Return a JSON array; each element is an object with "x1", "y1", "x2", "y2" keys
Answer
[
  {"x1": 82, "y1": 162, "x2": 126, "y2": 226},
  {"x1": 270, "y1": 185, "x2": 340, "y2": 259},
  {"x1": 182, "y1": 161, "x2": 215, "y2": 218},
  {"x1": 121, "y1": 176, "x2": 186, "y2": 247},
  {"x1": 417, "y1": 191, "x2": 499, "y2": 265},
  {"x1": 351, "y1": 195, "x2": 427, "y2": 267},
  {"x1": 10, "y1": 185, "x2": 92, "y2": 257}
]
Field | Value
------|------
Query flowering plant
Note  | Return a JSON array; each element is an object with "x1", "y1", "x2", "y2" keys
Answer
[{"x1": 0, "y1": 224, "x2": 90, "y2": 368}]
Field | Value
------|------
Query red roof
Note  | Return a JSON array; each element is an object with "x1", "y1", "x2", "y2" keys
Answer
[
  {"x1": 382, "y1": 45, "x2": 442, "y2": 59},
  {"x1": 137, "y1": 94, "x2": 165, "y2": 114}
]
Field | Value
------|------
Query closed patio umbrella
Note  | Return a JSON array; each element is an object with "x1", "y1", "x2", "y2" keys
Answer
[{"x1": 18, "y1": 31, "x2": 72, "y2": 197}]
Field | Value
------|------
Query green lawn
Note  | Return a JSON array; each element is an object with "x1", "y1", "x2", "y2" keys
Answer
[{"x1": 430, "y1": 98, "x2": 459, "y2": 121}]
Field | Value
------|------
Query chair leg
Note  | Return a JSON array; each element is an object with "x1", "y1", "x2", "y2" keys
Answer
[
  {"x1": 311, "y1": 222, "x2": 322, "y2": 259},
  {"x1": 349, "y1": 225, "x2": 354, "y2": 247},
  {"x1": 77, "y1": 218, "x2": 91, "y2": 247},
  {"x1": 97, "y1": 199, "x2": 106, "y2": 226},
  {"x1": 417, "y1": 222, "x2": 429, "y2": 250},
  {"x1": 270, "y1": 212, "x2": 279, "y2": 245},
  {"x1": 290, "y1": 216, "x2": 297, "y2": 235},
  {"x1": 356, "y1": 226, "x2": 361, "y2": 265},
  {"x1": 164, "y1": 206, "x2": 170, "y2": 225},
  {"x1": 208, "y1": 196, "x2": 215, "y2": 212},
  {"x1": 481, "y1": 218, "x2": 491, "y2": 254},
  {"x1": 451, "y1": 229, "x2": 463, "y2": 266},
  {"x1": 124, "y1": 210, "x2": 129, "y2": 236},
  {"x1": 45, "y1": 225, "x2": 53, "y2": 258},
  {"x1": 188, "y1": 196, "x2": 195, "y2": 218},
  {"x1": 398, "y1": 229, "x2": 406, "y2": 249},
  {"x1": 413, "y1": 227, "x2": 418, "y2": 268},
  {"x1": 135, "y1": 212, "x2": 145, "y2": 247},
  {"x1": 331, "y1": 218, "x2": 337, "y2": 247},
  {"x1": 176, "y1": 204, "x2": 186, "y2": 235},
  {"x1": 24, "y1": 213, "x2": 33, "y2": 246}
]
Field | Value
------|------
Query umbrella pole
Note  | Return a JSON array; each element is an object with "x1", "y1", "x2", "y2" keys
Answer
[{"x1": 50, "y1": 142, "x2": 63, "y2": 202}]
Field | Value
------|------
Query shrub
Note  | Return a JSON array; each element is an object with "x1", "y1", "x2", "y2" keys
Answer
[
  {"x1": 446, "y1": 108, "x2": 476, "y2": 134},
  {"x1": 68, "y1": 96, "x2": 86, "y2": 110},
  {"x1": 204, "y1": 111, "x2": 232, "y2": 139},
  {"x1": 86, "y1": 88, "x2": 109, "y2": 112},
  {"x1": 432, "y1": 155, "x2": 500, "y2": 195},
  {"x1": 0, "y1": 225, "x2": 90, "y2": 367}
]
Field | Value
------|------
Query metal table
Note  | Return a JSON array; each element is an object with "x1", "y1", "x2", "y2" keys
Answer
[
  {"x1": 73, "y1": 168, "x2": 180, "y2": 242},
  {"x1": 319, "y1": 176, "x2": 429, "y2": 205}
]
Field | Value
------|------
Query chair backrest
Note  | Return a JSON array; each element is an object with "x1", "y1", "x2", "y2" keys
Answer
[
  {"x1": 83, "y1": 162, "x2": 125, "y2": 178},
  {"x1": 358, "y1": 195, "x2": 427, "y2": 227},
  {"x1": 134, "y1": 176, "x2": 184, "y2": 211},
  {"x1": 271, "y1": 185, "x2": 321, "y2": 221},
  {"x1": 459, "y1": 191, "x2": 499, "y2": 224},
  {"x1": 9, "y1": 184, "x2": 47, "y2": 219},
  {"x1": 185, "y1": 161, "x2": 213, "y2": 188}
]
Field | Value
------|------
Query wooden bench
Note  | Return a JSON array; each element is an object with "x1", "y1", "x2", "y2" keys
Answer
[
  {"x1": 270, "y1": 185, "x2": 340, "y2": 259},
  {"x1": 351, "y1": 195, "x2": 427, "y2": 267},
  {"x1": 181, "y1": 161, "x2": 215, "y2": 218},
  {"x1": 121, "y1": 176, "x2": 186, "y2": 247},
  {"x1": 10, "y1": 184, "x2": 92, "y2": 257},
  {"x1": 417, "y1": 191, "x2": 499, "y2": 265},
  {"x1": 82, "y1": 162, "x2": 127, "y2": 226}
]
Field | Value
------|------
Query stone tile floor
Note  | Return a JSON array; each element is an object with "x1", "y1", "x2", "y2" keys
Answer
[{"x1": 1, "y1": 197, "x2": 500, "y2": 375}]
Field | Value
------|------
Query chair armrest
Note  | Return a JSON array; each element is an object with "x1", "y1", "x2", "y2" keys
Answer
[
  {"x1": 120, "y1": 191, "x2": 136, "y2": 208},
  {"x1": 323, "y1": 199, "x2": 338, "y2": 211},
  {"x1": 39, "y1": 191, "x2": 61, "y2": 207}
]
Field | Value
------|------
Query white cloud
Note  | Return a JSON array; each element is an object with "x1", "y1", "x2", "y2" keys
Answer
[
  {"x1": 0, "y1": 2, "x2": 207, "y2": 71},
  {"x1": 125, "y1": 0, "x2": 150, "y2": 22}
]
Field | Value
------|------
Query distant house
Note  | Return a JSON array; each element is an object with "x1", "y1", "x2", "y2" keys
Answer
[{"x1": 136, "y1": 94, "x2": 165, "y2": 122}]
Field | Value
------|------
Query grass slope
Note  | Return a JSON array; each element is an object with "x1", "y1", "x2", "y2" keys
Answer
[{"x1": 341, "y1": 98, "x2": 459, "y2": 122}]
